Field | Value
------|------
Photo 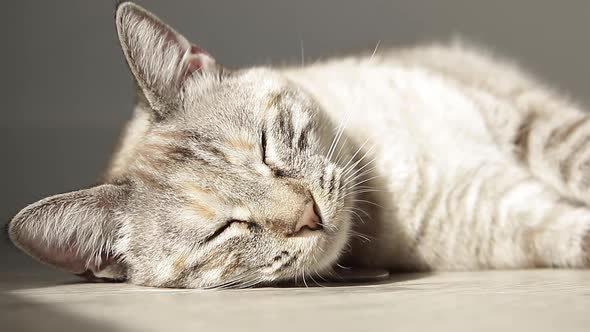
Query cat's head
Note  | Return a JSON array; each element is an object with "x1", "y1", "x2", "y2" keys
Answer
[{"x1": 8, "y1": 2, "x2": 358, "y2": 288}]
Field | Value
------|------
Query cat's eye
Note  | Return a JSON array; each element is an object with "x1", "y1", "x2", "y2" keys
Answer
[
  {"x1": 204, "y1": 219, "x2": 251, "y2": 242},
  {"x1": 260, "y1": 130, "x2": 287, "y2": 177}
]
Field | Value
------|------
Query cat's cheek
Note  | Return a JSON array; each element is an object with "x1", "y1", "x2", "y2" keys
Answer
[
  {"x1": 199, "y1": 268, "x2": 224, "y2": 286},
  {"x1": 318, "y1": 212, "x2": 353, "y2": 268}
]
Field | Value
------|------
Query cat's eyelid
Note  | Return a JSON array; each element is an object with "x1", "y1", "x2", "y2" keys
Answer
[
  {"x1": 258, "y1": 128, "x2": 278, "y2": 177},
  {"x1": 259, "y1": 128, "x2": 284, "y2": 176},
  {"x1": 260, "y1": 129, "x2": 267, "y2": 162},
  {"x1": 203, "y1": 222, "x2": 231, "y2": 243},
  {"x1": 202, "y1": 219, "x2": 250, "y2": 243}
]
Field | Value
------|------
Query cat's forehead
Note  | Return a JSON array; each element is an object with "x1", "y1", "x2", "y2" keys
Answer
[
  {"x1": 174, "y1": 69, "x2": 300, "y2": 136},
  {"x1": 230, "y1": 68, "x2": 291, "y2": 95}
]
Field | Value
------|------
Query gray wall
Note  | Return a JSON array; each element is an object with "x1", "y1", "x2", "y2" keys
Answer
[{"x1": 1, "y1": 0, "x2": 589, "y2": 270}]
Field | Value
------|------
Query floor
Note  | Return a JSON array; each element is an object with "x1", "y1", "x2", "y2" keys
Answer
[{"x1": 1, "y1": 262, "x2": 589, "y2": 332}]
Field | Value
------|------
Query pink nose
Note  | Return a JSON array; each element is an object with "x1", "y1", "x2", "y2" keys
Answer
[{"x1": 294, "y1": 201, "x2": 322, "y2": 234}]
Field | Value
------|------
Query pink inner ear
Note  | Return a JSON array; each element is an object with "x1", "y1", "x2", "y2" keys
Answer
[
  {"x1": 25, "y1": 241, "x2": 93, "y2": 275},
  {"x1": 186, "y1": 46, "x2": 205, "y2": 72},
  {"x1": 190, "y1": 45, "x2": 206, "y2": 55},
  {"x1": 157, "y1": 23, "x2": 205, "y2": 78},
  {"x1": 182, "y1": 45, "x2": 215, "y2": 80},
  {"x1": 139, "y1": 9, "x2": 215, "y2": 82}
]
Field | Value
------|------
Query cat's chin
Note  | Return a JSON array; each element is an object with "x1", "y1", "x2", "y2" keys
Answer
[
  {"x1": 263, "y1": 219, "x2": 353, "y2": 287},
  {"x1": 294, "y1": 213, "x2": 353, "y2": 279},
  {"x1": 320, "y1": 216, "x2": 352, "y2": 269}
]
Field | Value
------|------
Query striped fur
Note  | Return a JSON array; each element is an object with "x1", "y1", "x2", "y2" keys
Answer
[{"x1": 8, "y1": 2, "x2": 590, "y2": 288}]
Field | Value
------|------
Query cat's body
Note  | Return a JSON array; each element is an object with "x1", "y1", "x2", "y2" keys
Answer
[
  {"x1": 284, "y1": 45, "x2": 590, "y2": 271},
  {"x1": 8, "y1": 2, "x2": 590, "y2": 288}
]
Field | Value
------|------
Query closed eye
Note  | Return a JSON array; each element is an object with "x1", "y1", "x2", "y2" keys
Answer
[
  {"x1": 203, "y1": 219, "x2": 250, "y2": 243},
  {"x1": 260, "y1": 129, "x2": 288, "y2": 177},
  {"x1": 261, "y1": 129, "x2": 268, "y2": 163}
]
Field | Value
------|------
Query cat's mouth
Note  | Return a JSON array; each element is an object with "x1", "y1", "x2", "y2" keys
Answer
[{"x1": 265, "y1": 208, "x2": 352, "y2": 282}]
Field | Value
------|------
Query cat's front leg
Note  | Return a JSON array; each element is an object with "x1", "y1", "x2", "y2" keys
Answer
[
  {"x1": 408, "y1": 166, "x2": 590, "y2": 270},
  {"x1": 474, "y1": 172, "x2": 590, "y2": 269}
]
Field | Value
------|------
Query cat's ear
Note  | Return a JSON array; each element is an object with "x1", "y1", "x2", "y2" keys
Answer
[
  {"x1": 115, "y1": 2, "x2": 216, "y2": 117},
  {"x1": 8, "y1": 184, "x2": 129, "y2": 280}
]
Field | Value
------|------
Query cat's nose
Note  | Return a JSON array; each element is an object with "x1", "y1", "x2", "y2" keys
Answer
[{"x1": 293, "y1": 201, "x2": 323, "y2": 235}]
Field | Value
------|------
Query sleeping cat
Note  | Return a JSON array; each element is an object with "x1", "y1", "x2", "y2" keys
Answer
[{"x1": 8, "y1": 2, "x2": 590, "y2": 288}]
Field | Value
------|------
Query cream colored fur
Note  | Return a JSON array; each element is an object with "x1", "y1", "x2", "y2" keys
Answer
[
  {"x1": 284, "y1": 43, "x2": 590, "y2": 270},
  {"x1": 9, "y1": 2, "x2": 590, "y2": 289}
]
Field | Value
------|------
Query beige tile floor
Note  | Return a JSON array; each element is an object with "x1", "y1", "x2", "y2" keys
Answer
[{"x1": 1, "y1": 268, "x2": 589, "y2": 332}]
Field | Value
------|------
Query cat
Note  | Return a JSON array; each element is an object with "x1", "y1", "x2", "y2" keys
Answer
[{"x1": 8, "y1": 1, "x2": 590, "y2": 288}]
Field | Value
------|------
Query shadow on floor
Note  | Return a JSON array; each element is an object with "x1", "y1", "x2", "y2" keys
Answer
[
  {"x1": 0, "y1": 292, "x2": 123, "y2": 332},
  {"x1": 0, "y1": 244, "x2": 120, "y2": 331},
  {"x1": 273, "y1": 271, "x2": 431, "y2": 289}
]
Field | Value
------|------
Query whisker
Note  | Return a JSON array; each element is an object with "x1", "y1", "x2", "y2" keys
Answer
[
  {"x1": 343, "y1": 155, "x2": 378, "y2": 181},
  {"x1": 210, "y1": 271, "x2": 255, "y2": 290},
  {"x1": 342, "y1": 188, "x2": 383, "y2": 199},
  {"x1": 348, "y1": 206, "x2": 372, "y2": 219},
  {"x1": 343, "y1": 166, "x2": 378, "y2": 187},
  {"x1": 318, "y1": 221, "x2": 337, "y2": 232},
  {"x1": 369, "y1": 40, "x2": 381, "y2": 62},
  {"x1": 349, "y1": 175, "x2": 383, "y2": 188},
  {"x1": 348, "y1": 230, "x2": 374, "y2": 242},
  {"x1": 309, "y1": 254, "x2": 327, "y2": 287},
  {"x1": 228, "y1": 269, "x2": 266, "y2": 289},
  {"x1": 327, "y1": 112, "x2": 351, "y2": 162},
  {"x1": 351, "y1": 199, "x2": 384, "y2": 209},
  {"x1": 333, "y1": 136, "x2": 349, "y2": 166},
  {"x1": 308, "y1": 272, "x2": 325, "y2": 288},
  {"x1": 327, "y1": 129, "x2": 344, "y2": 162},
  {"x1": 235, "y1": 277, "x2": 261, "y2": 289},
  {"x1": 325, "y1": 123, "x2": 343, "y2": 160},
  {"x1": 342, "y1": 208, "x2": 366, "y2": 224},
  {"x1": 300, "y1": 39, "x2": 305, "y2": 67},
  {"x1": 321, "y1": 266, "x2": 338, "y2": 280},
  {"x1": 340, "y1": 137, "x2": 372, "y2": 172},
  {"x1": 344, "y1": 243, "x2": 353, "y2": 252},
  {"x1": 325, "y1": 130, "x2": 338, "y2": 161},
  {"x1": 224, "y1": 274, "x2": 260, "y2": 289},
  {"x1": 342, "y1": 147, "x2": 377, "y2": 177},
  {"x1": 345, "y1": 159, "x2": 377, "y2": 179},
  {"x1": 315, "y1": 271, "x2": 329, "y2": 283},
  {"x1": 345, "y1": 187, "x2": 381, "y2": 194}
]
